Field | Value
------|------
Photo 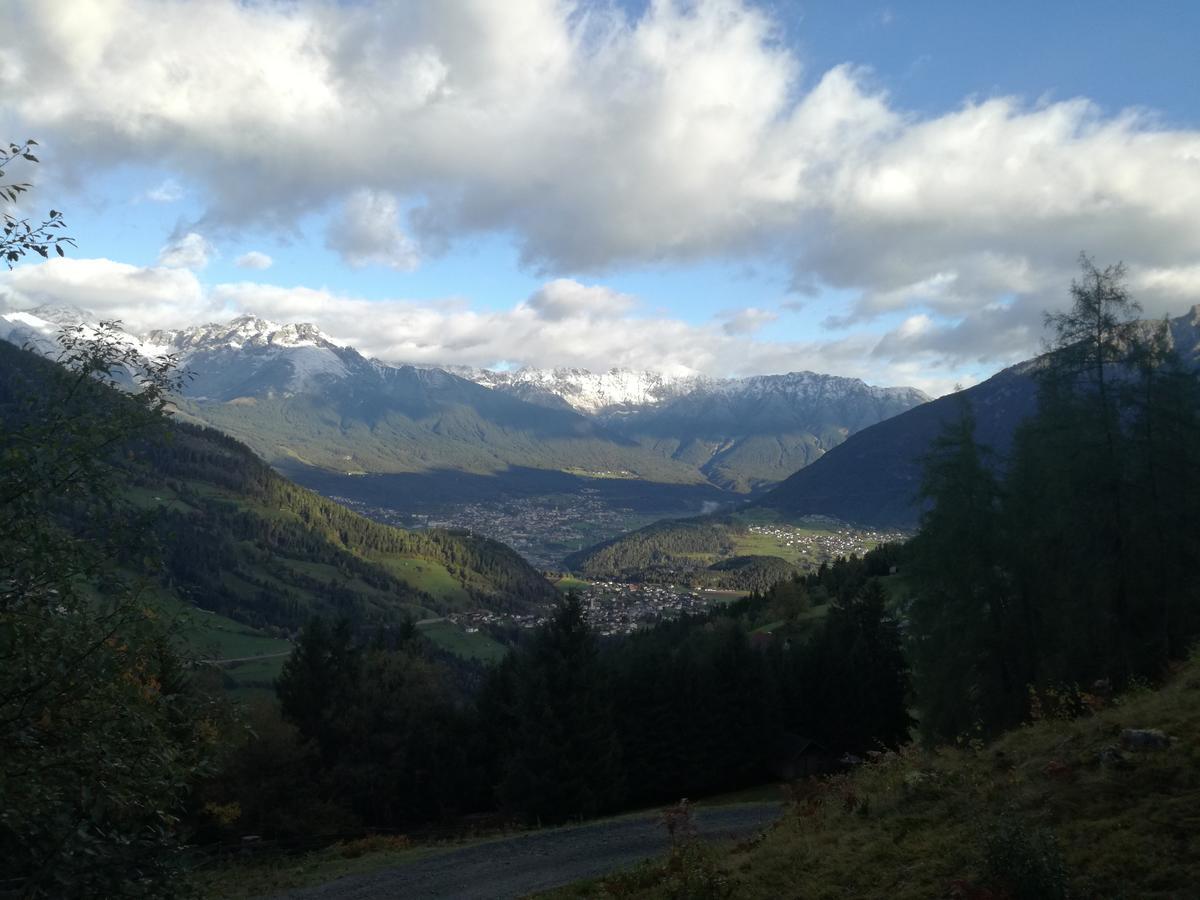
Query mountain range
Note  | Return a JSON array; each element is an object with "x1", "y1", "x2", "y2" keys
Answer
[
  {"x1": 0, "y1": 307, "x2": 928, "y2": 492},
  {"x1": 758, "y1": 303, "x2": 1200, "y2": 526},
  {"x1": 562, "y1": 303, "x2": 1200, "y2": 580}
]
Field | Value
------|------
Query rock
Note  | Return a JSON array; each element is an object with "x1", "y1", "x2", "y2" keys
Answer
[
  {"x1": 1098, "y1": 745, "x2": 1132, "y2": 769},
  {"x1": 1119, "y1": 728, "x2": 1172, "y2": 751}
]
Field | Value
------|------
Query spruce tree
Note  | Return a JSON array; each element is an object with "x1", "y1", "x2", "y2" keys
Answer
[
  {"x1": 908, "y1": 399, "x2": 1018, "y2": 741},
  {"x1": 498, "y1": 595, "x2": 624, "y2": 824}
]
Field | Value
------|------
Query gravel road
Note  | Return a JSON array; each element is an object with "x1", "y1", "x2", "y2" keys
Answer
[{"x1": 272, "y1": 802, "x2": 782, "y2": 900}]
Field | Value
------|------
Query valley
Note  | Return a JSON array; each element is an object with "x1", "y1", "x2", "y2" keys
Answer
[
  {"x1": 565, "y1": 508, "x2": 908, "y2": 587},
  {"x1": 444, "y1": 579, "x2": 741, "y2": 639},
  {"x1": 3, "y1": 8, "x2": 1198, "y2": 897},
  {"x1": 283, "y1": 464, "x2": 738, "y2": 569}
]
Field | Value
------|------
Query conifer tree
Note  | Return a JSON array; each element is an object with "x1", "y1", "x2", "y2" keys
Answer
[
  {"x1": 908, "y1": 400, "x2": 1019, "y2": 740},
  {"x1": 810, "y1": 580, "x2": 912, "y2": 751},
  {"x1": 498, "y1": 595, "x2": 624, "y2": 824}
]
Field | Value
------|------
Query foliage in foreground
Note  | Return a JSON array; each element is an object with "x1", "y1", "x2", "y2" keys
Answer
[
  {"x1": 0, "y1": 325, "x2": 227, "y2": 897},
  {"x1": 544, "y1": 649, "x2": 1200, "y2": 899}
]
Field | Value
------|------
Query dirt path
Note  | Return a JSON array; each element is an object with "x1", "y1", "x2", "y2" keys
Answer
[
  {"x1": 272, "y1": 802, "x2": 781, "y2": 900},
  {"x1": 204, "y1": 651, "x2": 292, "y2": 665}
]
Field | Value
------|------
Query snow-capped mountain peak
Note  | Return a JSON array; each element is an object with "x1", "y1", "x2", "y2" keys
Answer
[
  {"x1": 460, "y1": 366, "x2": 707, "y2": 415},
  {"x1": 144, "y1": 316, "x2": 339, "y2": 353},
  {"x1": 458, "y1": 365, "x2": 929, "y2": 416}
]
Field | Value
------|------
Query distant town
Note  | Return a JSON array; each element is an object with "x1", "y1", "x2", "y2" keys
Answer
[
  {"x1": 746, "y1": 522, "x2": 908, "y2": 565},
  {"x1": 449, "y1": 580, "x2": 737, "y2": 637},
  {"x1": 327, "y1": 488, "x2": 672, "y2": 568}
]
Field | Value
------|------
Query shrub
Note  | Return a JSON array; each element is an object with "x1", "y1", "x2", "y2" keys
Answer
[{"x1": 982, "y1": 817, "x2": 1069, "y2": 900}]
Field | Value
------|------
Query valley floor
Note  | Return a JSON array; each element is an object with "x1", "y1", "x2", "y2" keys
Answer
[{"x1": 280, "y1": 465, "x2": 737, "y2": 569}]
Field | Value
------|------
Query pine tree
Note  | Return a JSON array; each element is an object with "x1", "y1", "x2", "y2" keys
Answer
[
  {"x1": 1034, "y1": 255, "x2": 1141, "y2": 680},
  {"x1": 908, "y1": 399, "x2": 1019, "y2": 741},
  {"x1": 276, "y1": 617, "x2": 361, "y2": 764},
  {"x1": 813, "y1": 580, "x2": 912, "y2": 752},
  {"x1": 498, "y1": 595, "x2": 624, "y2": 824}
]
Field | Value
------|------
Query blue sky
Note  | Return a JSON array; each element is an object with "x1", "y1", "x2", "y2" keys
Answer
[{"x1": 2, "y1": 1, "x2": 1198, "y2": 394}]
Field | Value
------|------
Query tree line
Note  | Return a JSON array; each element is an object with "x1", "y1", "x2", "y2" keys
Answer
[
  {"x1": 200, "y1": 559, "x2": 911, "y2": 837},
  {"x1": 907, "y1": 257, "x2": 1200, "y2": 742}
]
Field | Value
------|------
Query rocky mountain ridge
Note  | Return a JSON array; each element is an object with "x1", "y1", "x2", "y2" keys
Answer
[
  {"x1": 451, "y1": 364, "x2": 928, "y2": 419},
  {"x1": 0, "y1": 306, "x2": 931, "y2": 490}
]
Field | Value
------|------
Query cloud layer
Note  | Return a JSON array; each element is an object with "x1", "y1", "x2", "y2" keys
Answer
[
  {"x1": 1, "y1": 0, "x2": 1198, "y2": 381},
  {"x1": 0, "y1": 257, "x2": 955, "y2": 393}
]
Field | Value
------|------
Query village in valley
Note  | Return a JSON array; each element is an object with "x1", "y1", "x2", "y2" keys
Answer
[
  {"x1": 742, "y1": 520, "x2": 909, "y2": 566},
  {"x1": 449, "y1": 580, "x2": 735, "y2": 638},
  {"x1": 325, "y1": 489, "x2": 662, "y2": 569}
]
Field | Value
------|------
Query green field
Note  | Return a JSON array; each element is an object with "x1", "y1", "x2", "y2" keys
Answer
[
  {"x1": 554, "y1": 576, "x2": 592, "y2": 593},
  {"x1": 156, "y1": 595, "x2": 291, "y2": 662},
  {"x1": 373, "y1": 555, "x2": 471, "y2": 605},
  {"x1": 151, "y1": 595, "x2": 293, "y2": 697},
  {"x1": 417, "y1": 620, "x2": 509, "y2": 664}
]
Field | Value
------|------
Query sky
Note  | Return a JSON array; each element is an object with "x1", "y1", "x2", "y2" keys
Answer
[{"x1": 1, "y1": 0, "x2": 1199, "y2": 396}]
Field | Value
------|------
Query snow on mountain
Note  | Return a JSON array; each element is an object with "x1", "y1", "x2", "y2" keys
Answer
[
  {"x1": 0, "y1": 308, "x2": 62, "y2": 351},
  {"x1": 142, "y1": 316, "x2": 351, "y2": 397},
  {"x1": 144, "y1": 316, "x2": 341, "y2": 354},
  {"x1": 0, "y1": 305, "x2": 169, "y2": 359},
  {"x1": 0, "y1": 306, "x2": 929, "y2": 414},
  {"x1": 458, "y1": 366, "x2": 929, "y2": 416},
  {"x1": 0, "y1": 309, "x2": 352, "y2": 397},
  {"x1": 455, "y1": 366, "x2": 710, "y2": 415}
]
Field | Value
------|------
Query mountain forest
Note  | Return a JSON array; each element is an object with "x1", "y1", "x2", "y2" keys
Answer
[
  {"x1": 4, "y1": 3, "x2": 1200, "y2": 884},
  {"x1": 4, "y1": 243, "x2": 1200, "y2": 897}
]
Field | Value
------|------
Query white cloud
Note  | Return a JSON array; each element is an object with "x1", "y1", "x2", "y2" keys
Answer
[
  {"x1": 0, "y1": 255, "x2": 977, "y2": 395},
  {"x1": 0, "y1": 1, "x2": 1197, "y2": 374},
  {"x1": 207, "y1": 279, "x2": 960, "y2": 392},
  {"x1": 325, "y1": 190, "x2": 419, "y2": 270},
  {"x1": 522, "y1": 279, "x2": 635, "y2": 321},
  {"x1": 0, "y1": 257, "x2": 213, "y2": 331},
  {"x1": 157, "y1": 231, "x2": 213, "y2": 269},
  {"x1": 234, "y1": 250, "x2": 273, "y2": 270},
  {"x1": 720, "y1": 307, "x2": 778, "y2": 335},
  {"x1": 145, "y1": 178, "x2": 182, "y2": 202}
]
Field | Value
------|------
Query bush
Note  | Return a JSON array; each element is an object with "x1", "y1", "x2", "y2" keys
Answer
[{"x1": 982, "y1": 817, "x2": 1069, "y2": 900}]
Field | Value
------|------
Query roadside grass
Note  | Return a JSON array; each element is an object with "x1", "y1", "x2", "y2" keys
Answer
[
  {"x1": 417, "y1": 619, "x2": 508, "y2": 664},
  {"x1": 190, "y1": 835, "x2": 436, "y2": 899},
  {"x1": 197, "y1": 788, "x2": 785, "y2": 898},
  {"x1": 540, "y1": 649, "x2": 1200, "y2": 899},
  {"x1": 693, "y1": 783, "x2": 785, "y2": 807}
]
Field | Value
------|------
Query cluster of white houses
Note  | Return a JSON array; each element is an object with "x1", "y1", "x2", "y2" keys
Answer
[
  {"x1": 448, "y1": 580, "x2": 726, "y2": 637},
  {"x1": 746, "y1": 524, "x2": 906, "y2": 563}
]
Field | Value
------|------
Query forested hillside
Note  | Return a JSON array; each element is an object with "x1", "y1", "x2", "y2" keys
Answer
[
  {"x1": 0, "y1": 339, "x2": 556, "y2": 632},
  {"x1": 564, "y1": 516, "x2": 741, "y2": 581}
]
